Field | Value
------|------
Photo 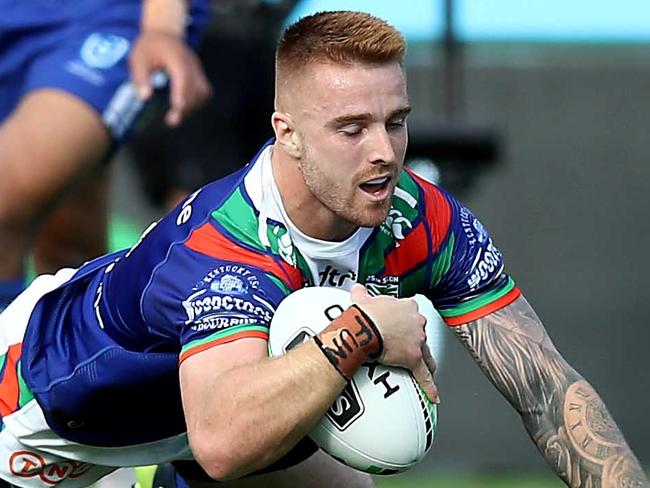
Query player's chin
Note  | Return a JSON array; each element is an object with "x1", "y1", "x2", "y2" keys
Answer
[{"x1": 352, "y1": 202, "x2": 392, "y2": 228}]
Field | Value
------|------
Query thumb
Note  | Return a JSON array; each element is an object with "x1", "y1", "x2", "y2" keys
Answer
[{"x1": 350, "y1": 283, "x2": 370, "y2": 303}]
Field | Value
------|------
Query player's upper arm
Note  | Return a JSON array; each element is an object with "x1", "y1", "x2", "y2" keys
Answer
[
  {"x1": 179, "y1": 337, "x2": 269, "y2": 435},
  {"x1": 140, "y1": 251, "x2": 289, "y2": 457}
]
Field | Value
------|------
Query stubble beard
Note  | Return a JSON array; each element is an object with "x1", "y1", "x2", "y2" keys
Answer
[{"x1": 299, "y1": 155, "x2": 392, "y2": 230}]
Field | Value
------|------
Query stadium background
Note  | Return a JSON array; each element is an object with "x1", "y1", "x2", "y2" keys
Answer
[{"x1": 103, "y1": 0, "x2": 650, "y2": 485}]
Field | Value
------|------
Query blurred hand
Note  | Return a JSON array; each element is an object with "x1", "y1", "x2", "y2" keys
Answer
[
  {"x1": 350, "y1": 284, "x2": 439, "y2": 403},
  {"x1": 129, "y1": 30, "x2": 212, "y2": 127}
]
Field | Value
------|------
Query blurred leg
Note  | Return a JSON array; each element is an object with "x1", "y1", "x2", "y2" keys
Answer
[
  {"x1": 0, "y1": 89, "x2": 110, "y2": 302},
  {"x1": 33, "y1": 165, "x2": 111, "y2": 274}
]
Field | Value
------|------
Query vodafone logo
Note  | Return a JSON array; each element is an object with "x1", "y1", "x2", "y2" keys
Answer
[{"x1": 9, "y1": 451, "x2": 91, "y2": 485}]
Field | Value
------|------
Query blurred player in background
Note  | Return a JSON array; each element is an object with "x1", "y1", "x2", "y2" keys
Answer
[
  {"x1": 0, "y1": 0, "x2": 212, "y2": 311},
  {"x1": 128, "y1": 0, "x2": 298, "y2": 212},
  {"x1": 0, "y1": 10, "x2": 646, "y2": 488}
]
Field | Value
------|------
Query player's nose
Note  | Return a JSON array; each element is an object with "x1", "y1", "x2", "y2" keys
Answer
[{"x1": 367, "y1": 126, "x2": 396, "y2": 166}]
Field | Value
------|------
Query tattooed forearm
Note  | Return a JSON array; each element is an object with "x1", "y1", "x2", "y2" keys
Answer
[{"x1": 454, "y1": 295, "x2": 648, "y2": 488}]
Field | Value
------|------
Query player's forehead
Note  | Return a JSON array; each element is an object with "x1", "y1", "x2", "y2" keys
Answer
[{"x1": 296, "y1": 61, "x2": 409, "y2": 122}]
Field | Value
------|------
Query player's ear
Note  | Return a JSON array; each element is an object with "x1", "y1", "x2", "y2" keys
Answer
[{"x1": 272, "y1": 111, "x2": 302, "y2": 158}]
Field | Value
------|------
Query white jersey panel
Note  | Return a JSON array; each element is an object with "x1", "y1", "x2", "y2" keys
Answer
[
  {"x1": 0, "y1": 269, "x2": 192, "y2": 488},
  {"x1": 243, "y1": 146, "x2": 373, "y2": 291}
]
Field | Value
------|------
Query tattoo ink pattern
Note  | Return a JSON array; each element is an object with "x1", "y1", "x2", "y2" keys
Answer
[{"x1": 453, "y1": 296, "x2": 648, "y2": 488}]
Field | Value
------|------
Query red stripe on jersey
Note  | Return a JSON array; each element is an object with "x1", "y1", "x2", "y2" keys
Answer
[
  {"x1": 0, "y1": 343, "x2": 22, "y2": 417},
  {"x1": 179, "y1": 330, "x2": 269, "y2": 364},
  {"x1": 385, "y1": 223, "x2": 429, "y2": 275},
  {"x1": 407, "y1": 169, "x2": 452, "y2": 254},
  {"x1": 185, "y1": 223, "x2": 303, "y2": 290},
  {"x1": 444, "y1": 287, "x2": 522, "y2": 326}
]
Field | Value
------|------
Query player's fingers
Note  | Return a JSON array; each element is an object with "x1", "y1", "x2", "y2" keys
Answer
[
  {"x1": 411, "y1": 359, "x2": 439, "y2": 404},
  {"x1": 165, "y1": 58, "x2": 189, "y2": 127},
  {"x1": 129, "y1": 51, "x2": 154, "y2": 101},
  {"x1": 198, "y1": 72, "x2": 213, "y2": 102},
  {"x1": 188, "y1": 55, "x2": 212, "y2": 105},
  {"x1": 421, "y1": 341, "x2": 437, "y2": 376},
  {"x1": 165, "y1": 108, "x2": 182, "y2": 127},
  {"x1": 350, "y1": 283, "x2": 371, "y2": 302}
]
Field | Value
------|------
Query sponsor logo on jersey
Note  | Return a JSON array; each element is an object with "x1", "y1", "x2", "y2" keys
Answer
[
  {"x1": 467, "y1": 241, "x2": 504, "y2": 291},
  {"x1": 365, "y1": 275, "x2": 399, "y2": 297},
  {"x1": 210, "y1": 274, "x2": 248, "y2": 294},
  {"x1": 318, "y1": 265, "x2": 357, "y2": 288},
  {"x1": 472, "y1": 217, "x2": 488, "y2": 244},
  {"x1": 177, "y1": 189, "x2": 201, "y2": 226},
  {"x1": 183, "y1": 289, "x2": 273, "y2": 330},
  {"x1": 80, "y1": 33, "x2": 130, "y2": 69},
  {"x1": 274, "y1": 226, "x2": 296, "y2": 266},
  {"x1": 194, "y1": 265, "x2": 260, "y2": 293},
  {"x1": 184, "y1": 266, "x2": 272, "y2": 330},
  {"x1": 9, "y1": 451, "x2": 91, "y2": 484},
  {"x1": 381, "y1": 208, "x2": 413, "y2": 240},
  {"x1": 459, "y1": 206, "x2": 489, "y2": 246},
  {"x1": 191, "y1": 314, "x2": 261, "y2": 332},
  {"x1": 459, "y1": 206, "x2": 504, "y2": 290},
  {"x1": 65, "y1": 60, "x2": 106, "y2": 85}
]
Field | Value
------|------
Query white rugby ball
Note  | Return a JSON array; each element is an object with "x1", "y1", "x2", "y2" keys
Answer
[{"x1": 268, "y1": 287, "x2": 437, "y2": 475}]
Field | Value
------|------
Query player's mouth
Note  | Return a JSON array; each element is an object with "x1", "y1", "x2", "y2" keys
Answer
[{"x1": 359, "y1": 175, "x2": 392, "y2": 201}]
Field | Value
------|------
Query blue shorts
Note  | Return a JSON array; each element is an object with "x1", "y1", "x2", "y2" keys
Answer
[{"x1": 0, "y1": 0, "x2": 206, "y2": 143}]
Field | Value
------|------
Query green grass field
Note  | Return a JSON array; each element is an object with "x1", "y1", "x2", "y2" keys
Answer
[
  {"x1": 375, "y1": 473, "x2": 562, "y2": 488},
  {"x1": 109, "y1": 215, "x2": 146, "y2": 253}
]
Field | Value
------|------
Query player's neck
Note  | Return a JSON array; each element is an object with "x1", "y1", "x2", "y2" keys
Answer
[{"x1": 271, "y1": 147, "x2": 357, "y2": 242}]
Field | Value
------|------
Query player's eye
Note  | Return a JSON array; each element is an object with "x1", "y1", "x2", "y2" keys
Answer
[
  {"x1": 339, "y1": 125, "x2": 363, "y2": 137},
  {"x1": 387, "y1": 118, "x2": 406, "y2": 130}
]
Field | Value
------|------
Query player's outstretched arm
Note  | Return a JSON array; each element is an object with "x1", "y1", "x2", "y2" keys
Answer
[
  {"x1": 179, "y1": 287, "x2": 431, "y2": 481},
  {"x1": 453, "y1": 294, "x2": 648, "y2": 488}
]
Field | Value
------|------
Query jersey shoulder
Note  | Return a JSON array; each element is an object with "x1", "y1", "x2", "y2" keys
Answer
[{"x1": 119, "y1": 164, "x2": 306, "y2": 359}]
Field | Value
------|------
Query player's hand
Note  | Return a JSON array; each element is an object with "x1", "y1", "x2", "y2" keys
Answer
[
  {"x1": 129, "y1": 30, "x2": 212, "y2": 127},
  {"x1": 350, "y1": 284, "x2": 439, "y2": 403}
]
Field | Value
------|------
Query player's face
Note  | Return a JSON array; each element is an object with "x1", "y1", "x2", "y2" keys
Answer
[{"x1": 295, "y1": 62, "x2": 410, "y2": 229}]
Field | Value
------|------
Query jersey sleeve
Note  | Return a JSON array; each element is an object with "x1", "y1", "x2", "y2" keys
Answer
[
  {"x1": 178, "y1": 262, "x2": 288, "y2": 363},
  {"x1": 141, "y1": 244, "x2": 290, "y2": 364},
  {"x1": 418, "y1": 179, "x2": 521, "y2": 326}
]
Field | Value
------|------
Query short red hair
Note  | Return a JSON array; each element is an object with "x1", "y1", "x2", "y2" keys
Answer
[{"x1": 276, "y1": 10, "x2": 406, "y2": 78}]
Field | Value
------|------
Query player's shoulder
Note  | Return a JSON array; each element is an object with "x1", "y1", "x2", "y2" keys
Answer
[
  {"x1": 173, "y1": 169, "x2": 248, "y2": 226},
  {"x1": 142, "y1": 164, "x2": 304, "y2": 306},
  {"x1": 390, "y1": 168, "x2": 455, "y2": 238},
  {"x1": 143, "y1": 165, "x2": 253, "y2": 259},
  {"x1": 394, "y1": 168, "x2": 453, "y2": 211},
  {"x1": 101, "y1": 168, "x2": 251, "y2": 301}
]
